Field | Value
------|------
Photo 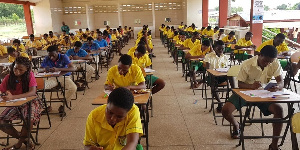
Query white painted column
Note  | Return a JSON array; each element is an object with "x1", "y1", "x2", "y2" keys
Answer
[
  {"x1": 186, "y1": 0, "x2": 202, "y2": 28},
  {"x1": 152, "y1": 2, "x2": 156, "y2": 38},
  {"x1": 118, "y1": 3, "x2": 123, "y2": 26}
]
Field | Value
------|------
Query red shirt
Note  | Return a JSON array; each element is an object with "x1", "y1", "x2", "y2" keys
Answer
[{"x1": 0, "y1": 72, "x2": 37, "y2": 95}]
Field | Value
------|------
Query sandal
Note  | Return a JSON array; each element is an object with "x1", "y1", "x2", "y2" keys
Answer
[
  {"x1": 231, "y1": 129, "x2": 240, "y2": 139},
  {"x1": 268, "y1": 145, "x2": 281, "y2": 150},
  {"x1": 24, "y1": 141, "x2": 35, "y2": 150}
]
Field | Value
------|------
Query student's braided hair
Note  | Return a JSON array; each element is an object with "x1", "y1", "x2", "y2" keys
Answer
[{"x1": 8, "y1": 57, "x2": 32, "y2": 93}]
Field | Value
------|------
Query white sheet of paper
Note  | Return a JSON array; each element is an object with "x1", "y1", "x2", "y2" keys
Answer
[
  {"x1": 241, "y1": 90, "x2": 289, "y2": 98},
  {"x1": 216, "y1": 68, "x2": 229, "y2": 73},
  {"x1": 0, "y1": 97, "x2": 27, "y2": 102},
  {"x1": 144, "y1": 68, "x2": 155, "y2": 73},
  {"x1": 36, "y1": 71, "x2": 61, "y2": 76}
]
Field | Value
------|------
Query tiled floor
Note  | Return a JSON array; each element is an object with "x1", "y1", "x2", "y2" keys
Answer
[{"x1": 0, "y1": 38, "x2": 299, "y2": 150}]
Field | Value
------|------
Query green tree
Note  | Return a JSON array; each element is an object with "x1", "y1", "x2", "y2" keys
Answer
[
  {"x1": 231, "y1": 6, "x2": 243, "y2": 14},
  {"x1": 291, "y1": 2, "x2": 300, "y2": 10},
  {"x1": 277, "y1": 4, "x2": 288, "y2": 10},
  {"x1": 0, "y1": 3, "x2": 24, "y2": 18},
  {"x1": 264, "y1": 5, "x2": 270, "y2": 11},
  {"x1": 262, "y1": 28, "x2": 282, "y2": 42},
  {"x1": 11, "y1": 13, "x2": 19, "y2": 24}
]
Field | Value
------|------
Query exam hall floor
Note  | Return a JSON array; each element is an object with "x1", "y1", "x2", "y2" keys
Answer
[{"x1": 0, "y1": 38, "x2": 299, "y2": 150}]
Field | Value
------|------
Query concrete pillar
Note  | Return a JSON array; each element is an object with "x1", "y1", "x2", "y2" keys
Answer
[
  {"x1": 118, "y1": 3, "x2": 123, "y2": 26},
  {"x1": 86, "y1": 4, "x2": 95, "y2": 30},
  {"x1": 152, "y1": 2, "x2": 155, "y2": 37},
  {"x1": 250, "y1": 0, "x2": 263, "y2": 46},
  {"x1": 202, "y1": 0, "x2": 208, "y2": 27},
  {"x1": 23, "y1": 3, "x2": 34, "y2": 35},
  {"x1": 219, "y1": 0, "x2": 228, "y2": 27},
  {"x1": 187, "y1": 0, "x2": 202, "y2": 28}
]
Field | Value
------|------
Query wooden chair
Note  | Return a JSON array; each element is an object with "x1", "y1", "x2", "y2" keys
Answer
[{"x1": 284, "y1": 52, "x2": 300, "y2": 92}]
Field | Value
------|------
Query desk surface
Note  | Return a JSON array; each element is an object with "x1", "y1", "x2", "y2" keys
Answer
[
  {"x1": 92, "y1": 92, "x2": 150, "y2": 105},
  {"x1": 31, "y1": 56, "x2": 42, "y2": 59},
  {"x1": 70, "y1": 59, "x2": 89, "y2": 64},
  {"x1": 0, "y1": 63, "x2": 12, "y2": 67},
  {"x1": 0, "y1": 96, "x2": 37, "y2": 107},
  {"x1": 35, "y1": 71, "x2": 69, "y2": 78},
  {"x1": 232, "y1": 89, "x2": 300, "y2": 103},
  {"x1": 206, "y1": 69, "x2": 227, "y2": 76}
]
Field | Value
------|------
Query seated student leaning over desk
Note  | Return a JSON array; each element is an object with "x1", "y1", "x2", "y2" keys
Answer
[
  {"x1": 0, "y1": 44, "x2": 8, "y2": 58},
  {"x1": 0, "y1": 57, "x2": 42, "y2": 150},
  {"x1": 26, "y1": 34, "x2": 42, "y2": 53},
  {"x1": 81, "y1": 37, "x2": 100, "y2": 52},
  {"x1": 128, "y1": 44, "x2": 165, "y2": 94},
  {"x1": 185, "y1": 40, "x2": 211, "y2": 88},
  {"x1": 182, "y1": 32, "x2": 201, "y2": 50},
  {"x1": 83, "y1": 87, "x2": 143, "y2": 150},
  {"x1": 234, "y1": 32, "x2": 256, "y2": 61},
  {"x1": 222, "y1": 45, "x2": 284, "y2": 150},
  {"x1": 104, "y1": 54, "x2": 146, "y2": 91},
  {"x1": 7, "y1": 47, "x2": 29, "y2": 63},
  {"x1": 213, "y1": 29, "x2": 226, "y2": 42},
  {"x1": 66, "y1": 41, "x2": 95, "y2": 89},
  {"x1": 204, "y1": 40, "x2": 232, "y2": 113},
  {"x1": 222, "y1": 31, "x2": 236, "y2": 53},
  {"x1": 255, "y1": 33, "x2": 289, "y2": 69},
  {"x1": 40, "y1": 45, "x2": 77, "y2": 116},
  {"x1": 12, "y1": 39, "x2": 25, "y2": 53}
]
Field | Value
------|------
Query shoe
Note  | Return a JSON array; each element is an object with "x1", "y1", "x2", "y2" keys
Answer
[
  {"x1": 152, "y1": 54, "x2": 156, "y2": 57},
  {"x1": 231, "y1": 129, "x2": 240, "y2": 139},
  {"x1": 216, "y1": 106, "x2": 222, "y2": 113},
  {"x1": 268, "y1": 145, "x2": 281, "y2": 150}
]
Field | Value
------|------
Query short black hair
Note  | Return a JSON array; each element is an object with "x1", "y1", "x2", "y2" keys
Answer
[
  {"x1": 74, "y1": 41, "x2": 82, "y2": 47},
  {"x1": 214, "y1": 26, "x2": 219, "y2": 30},
  {"x1": 47, "y1": 45, "x2": 58, "y2": 53},
  {"x1": 7, "y1": 47, "x2": 15, "y2": 54},
  {"x1": 202, "y1": 40, "x2": 210, "y2": 46},
  {"x1": 215, "y1": 40, "x2": 225, "y2": 46},
  {"x1": 87, "y1": 37, "x2": 94, "y2": 41},
  {"x1": 69, "y1": 33, "x2": 74, "y2": 36},
  {"x1": 138, "y1": 40, "x2": 145, "y2": 45},
  {"x1": 245, "y1": 32, "x2": 253, "y2": 36},
  {"x1": 29, "y1": 34, "x2": 34, "y2": 38},
  {"x1": 219, "y1": 29, "x2": 224, "y2": 32},
  {"x1": 43, "y1": 33, "x2": 48, "y2": 36},
  {"x1": 118, "y1": 54, "x2": 132, "y2": 66},
  {"x1": 86, "y1": 28, "x2": 89, "y2": 30},
  {"x1": 193, "y1": 32, "x2": 199, "y2": 36},
  {"x1": 137, "y1": 45, "x2": 146, "y2": 55},
  {"x1": 107, "y1": 87, "x2": 134, "y2": 111},
  {"x1": 275, "y1": 33, "x2": 285, "y2": 40},
  {"x1": 229, "y1": 31, "x2": 235, "y2": 35},
  {"x1": 62, "y1": 30, "x2": 66, "y2": 32},
  {"x1": 13, "y1": 39, "x2": 20, "y2": 44},
  {"x1": 49, "y1": 31, "x2": 53, "y2": 34},
  {"x1": 260, "y1": 45, "x2": 277, "y2": 58},
  {"x1": 174, "y1": 31, "x2": 178, "y2": 35},
  {"x1": 207, "y1": 26, "x2": 212, "y2": 30}
]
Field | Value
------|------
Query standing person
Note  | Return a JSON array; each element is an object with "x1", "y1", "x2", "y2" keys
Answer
[
  {"x1": 293, "y1": 28, "x2": 298, "y2": 42},
  {"x1": 61, "y1": 22, "x2": 70, "y2": 34}
]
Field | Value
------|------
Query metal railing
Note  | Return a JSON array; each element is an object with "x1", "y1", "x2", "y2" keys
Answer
[{"x1": 263, "y1": 28, "x2": 300, "y2": 48}]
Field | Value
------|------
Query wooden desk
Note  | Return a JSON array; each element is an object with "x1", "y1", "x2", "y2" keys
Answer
[
  {"x1": 232, "y1": 89, "x2": 300, "y2": 150},
  {"x1": 206, "y1": 69, "x2": 227, "y2": 77},
  {"x1": 92, "y1": 92, "x2": 151, "y2": 149},
  {"x1": 0, "y1": 96, "x2": 37, "y2": 149}
]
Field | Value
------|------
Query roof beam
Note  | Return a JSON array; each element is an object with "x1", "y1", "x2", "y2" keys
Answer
[{"x1": 0, "y1": 0, "x2": 36, "y2": 6}]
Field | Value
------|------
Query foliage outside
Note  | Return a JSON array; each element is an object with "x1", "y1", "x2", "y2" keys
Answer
[{"x1": 262, "y1": 28, "x2": 282, "y2": 42}]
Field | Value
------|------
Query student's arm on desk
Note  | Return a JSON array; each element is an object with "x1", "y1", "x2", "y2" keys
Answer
[
  {"x1": 49, "y1": 63, "x2": 76, "y2": 72},
  {"x1": 122, "y1": 133, "x2": 139, "y2": 150},
  {"x1": 2, "y1": 86, "x2": 36, "y2": 101},
  {"x1": 238, "y1": 81, "x2": 262, "y2": 90},
  {"x1": 125, "y1": 82, "x2": 146, "y2": 90},
  {"x1": 268, "y1": 75, "x2": 284, "y2": 92}
]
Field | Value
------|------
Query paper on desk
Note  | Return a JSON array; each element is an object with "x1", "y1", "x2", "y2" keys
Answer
[
  {"x1": 0, "y1": 63, "x2": 12, "y2": 67},
  {"x1": 241, "y1": 90, "x2": 288, "y2": 98},
  {"x1": 36, "y1": 71, "x2": 61, "y2": 76},
  {"x1": 216, "y1": 68, "x2": 229, "y2": 73},
  {"x1": 0, "y1": 97, "x2": 27, "y2": 102},
  {"x1": 144, "y1": 68, "x2": 155, "y2": 73}
]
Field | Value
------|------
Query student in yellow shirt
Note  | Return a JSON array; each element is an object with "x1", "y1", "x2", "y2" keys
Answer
[
  {"x1": 163, "y1": 26, "x2": 170, "y2": 36},
  {"x1": 128, "y1": 45, "x2": 165, "y2": 94},
  {"x1": 182, "y1": 32, "x2": 201, "y2": 50},
  {"x1": 12, "y1": 39, "x2": 25, "y2": 52},
  {"x1": 26, "y1": 34, "x2": 42, "y2": 56},
  {"x1": 185, "y1": 40, "x2": 211, "y2": 88},
  {"x1": 7, "y1": 47, "x2": 29, "y2": 63},
  {"x1": 59, "y1": 36, "x2": 72, "y2": 48},
  {"x1": 85, "y1": 28, "x2": 90, "y2": 36},
  {"x1": 214, "y1": 26, "x2": 219, "y2": 34},
  {"x1": 173, "y1": 31, "x2": 179, "y2": 43},
  {"x1": 188, "y1": 24, "x2": 197, "y2": 33},
  {"x1": 111, "y1": 29, "x2": 118, "y2": 41},
  {"x1": 41, "y1": 34, "x2": 50, "y2": 51},
  {"x1": 213, "y1": 29, "x2": 226, "y2": 42},
  {"x1": 90, "y1": 30, "x2": 97, "y2": 39},
  {"x1": 222, "y1": 45, "x2": 284, "y2": 150},
  {"x1": 159, "y1": 24, "x2": 166, "y2": 32},
  {"x1": 178, "y1": 22, "x2": 184, "y2": 30},
  {"x1": 76, "y1": 28, "x2": 84, "y2": 38},
  {"x1": 167, "y1": 26, "x2": 175, "y2": 39},
  {"x1": 59, "y1": 30, "x2": 68, "y2": 41},
  {"x1": 255, "y1": 33, "x2": 289, "y2": 69},
  {"x1": 202, "y1": 26, "x2": 214, "y2": 39},
  {"x1": 104, "y1": 54, "x2": 146, "y2": 91},
  {"x1": 0, "y1": 44, "x2": 8, "y2": 58},
  {"x1": 234, "y1": 32, "x2": 256, "y2": 61},
  {"x1": 69, "y1": 33, "x2": 80, "y2": 45},
  {"x1": 83, "y1": 87, "x2": 143, "y2": 150},
  {"x1": 222, "y1": 31, "x2": 236, "y2": 53},
  {"x1": 48, "y1": 31, "x2": 58, "y2": 45},
  {"x1": 81, "y1": 34, "x2": 88, "y2": 42}
]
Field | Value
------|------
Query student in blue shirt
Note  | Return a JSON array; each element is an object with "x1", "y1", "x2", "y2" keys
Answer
[
  {"x1": 94, "y1": 32, "x2": 108, "y2": 48},
  {"x1": 81, "y1": 37, "x2": 100, "y2": 53},
  {"x1": 40, "y1": 45, "x2": 77, "y2": 116},
  {"x1": 66, "y1": 41, "x2": 95, "y2": 84}
]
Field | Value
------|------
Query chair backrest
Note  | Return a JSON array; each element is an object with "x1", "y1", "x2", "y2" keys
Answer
[
  {"x1": 35, "y1": 77, "x2": 45, "y2": 90},
  {"x1": 292, "y1": 112, "x2": 300, "y2": 133},
  {"x1": 227, "y1": 65, "x2": 241, "y2": 77},
  {"x1": 290, "y1": 52, "x2": 300, "y2": 63}
]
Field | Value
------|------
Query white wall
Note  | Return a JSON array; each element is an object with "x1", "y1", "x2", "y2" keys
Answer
[
  {"x1": 33, "y1": 0, "x2": 53, "y2": 35},
  {"x1": 49, "y1": 0, "x2": 63, "y2": 34},
  {"x1": 187, "y1": 0, "x2": 202, "y2": 28}
]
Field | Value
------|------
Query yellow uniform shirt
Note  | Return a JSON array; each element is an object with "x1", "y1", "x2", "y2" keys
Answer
[
  {"x1": 188, "y1": 27, "x2": 197, "y2": 32},
  {"x1": 159, "y1": 26, "x2": 166, "y2": 32},
  {"x1": 134, "y1": 40, "x2": 153, "y2": 50},
  {"x1": 26, "y1": 40, "x2": 42, "y2": 49},
  {"x1": 178, "y1": 25, "x2": 184, "y2": 29},
  {"x1": 0, "y1": 45, "x2": 7, "y2": 56},
  {"x1": 167, "y1": 30, "x2": 174, "y2": 39},
  {"x1": 147, "y1": 35, "x2": 152, "y2": 40},
  {"x1": 85, "y1": 31, "x2": 90, "y2": 35},
  {"x1": 203, "y1": 29, "x2": 214, "y2": 37},
  {"x1": 40, "y1": 39, "x2": 48, "y2": 46},
  {"x1": 173, "y1": 35, "x2": 179, "y2": 42},
  {"x1": 189, "y1": 44, "x2": 211, "y2": 56},
  {"x1": 163, "y1": 30, "x2": 168, "y2": 35},
  {"x1": 70, "y1": 36, "x2": 80, "y2": 44},
  {"x1": 59, "y1": 39, "x2": 71, "y2": 47},
  {"x1": 111, "y1": 34, "x2": 118, "y2": 41},
  {"x1": 12, "y1": 44, "x2": 25, "y2": 52},
  {"x1": 204, "y1": 51, "x2": 229, "y2": 69},
  {"x1": 256, "y1": 39, "x2": 289, "y2": 54},
  {"x1": 128, "y1": 46, "x2": 137, "y2": 53},
  {"x1": 234, "y1": 38, "x2": 253, "y2": 53},
  {"x1": 8, "y1": 52, "x2": 29, "y2": 63},
  {"x1": 128, "y1": 51, "x2": 152, "y2": 68},
  {"x1": 47, "y1": 36, "x2": 58, "y2": 43},
  {"x1": 105, "y1": 65, "x2": 145, "y2": 88},
  {"x1": 176, "y1": 40, "x2": 184, "y2": 45},
  {"x1": 183, "y1": 39, "x2": 201, "y2": 50},
  {"x1": 76, "y1": 31, "x2": 84, "y2": 38},
  {"x1": 59, "y1": 34, "x2": 67, "y2": 41},
  {"x1": 83, "y1": 104, "x2": 143, "y2": 150},
  {"x1": 222, "y1": 35, "x2": 236, "y2": 47},
  {"x1": 237, "y1": 55, "x2": 282, "y2": 84}
]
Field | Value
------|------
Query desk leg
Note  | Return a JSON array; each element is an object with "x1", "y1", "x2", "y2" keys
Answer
[
  {"x1": 27, "y1": 101, "x2": 32, "y2": 149},
  {"x1": 145, "y1": 101, "x2": 149, "y2": 150}
]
